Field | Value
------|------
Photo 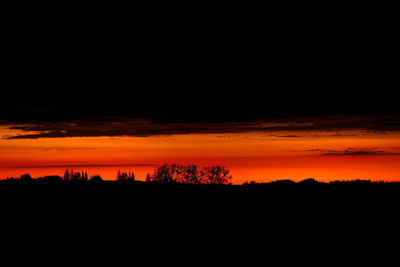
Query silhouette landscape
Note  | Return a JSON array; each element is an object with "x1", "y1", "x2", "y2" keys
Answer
[
  {"x1": 2, "y1": 164, "x2": 400, "y2": 196},
  {"x1": 1, "y1": 5, "x2": 400, "y2": 264},
  {"x1": 1, "y1": 2, "x2": 399, "y2": 238}
]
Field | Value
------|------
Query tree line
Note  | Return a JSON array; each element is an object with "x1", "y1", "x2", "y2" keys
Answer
[
  {"x1": 145, "y1": 164, "x2": 232, "y2": 185},
  {"x1": 1, "y1": 164, "x2": 232, "y2": 184},
  {"x1": 64, "y1": 169, "x2": 89, "y2": 181},
  {"x1": 117, "y1": 170, "x2": 135, "y2": 181}
]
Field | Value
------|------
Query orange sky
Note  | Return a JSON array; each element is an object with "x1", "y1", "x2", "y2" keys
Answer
[{"x1": 1, "y1": 126, "x2": 399, "y2": 183}]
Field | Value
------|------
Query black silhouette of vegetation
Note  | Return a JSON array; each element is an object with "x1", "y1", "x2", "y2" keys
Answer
[
  {"x1": 2, "y1": 172, "x2": 102, "y2": 184},
  {"x1": 1, "y1": 165, "x2": 399, "y2": 199},
  {"x1": 2, "y1": 166, "x2": 400, "y2": 224},
  {"x1": 149, "y1": 164, "x2": 232, "y2": 185},
  {"x1": 20, "y1": 173, "x2": 32, "y2": 182},
  {"x1": 1, "y1": 165, "x2": 400, "y2": 197},
  {"x1": 145, "y1": 173, "x2": 151, "y2": 183},
  {"x1": 0, "y1": 164, "x2": 233, "y2": 185},
  {"x1": 117, "y1": 170, "x2": 135, "y2": 182},
  {"x1": 64, "y1": 169, "x2": 88, "y2": 181},
  {"x1": 89, "y1": 175, "x2": 103, "y2": 182}
]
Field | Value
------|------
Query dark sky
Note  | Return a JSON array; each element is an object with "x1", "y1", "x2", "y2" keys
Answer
[{"x1": 1, "y1": 4, "x2": 398, "y2": 137}]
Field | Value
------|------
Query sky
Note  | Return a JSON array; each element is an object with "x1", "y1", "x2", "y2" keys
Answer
[
  {"x1": 1, "y1": 117, "x2": 400, "y2": 183},
  {"x1": 1, "y1": 6, "x2": 399, "y2": 183}
]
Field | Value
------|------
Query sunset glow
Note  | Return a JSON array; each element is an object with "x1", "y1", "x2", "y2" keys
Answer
[{"x1": 1, "y1": 125, "x2": 399, "y2": 183}]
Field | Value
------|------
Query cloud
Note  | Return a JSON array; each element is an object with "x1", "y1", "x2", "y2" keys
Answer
[
  {"x1": 2, "y1": 114, "x2": 400, "y2": 139},
  {"x1": 312, "y1": 148, "x2": 400, "y2": 156},
  {"x1": 3, "y1": 119, "x2": 270, "y2": 139},
  {"x1": 275, "y1": 135, "x2": 303, "y2": 138}
]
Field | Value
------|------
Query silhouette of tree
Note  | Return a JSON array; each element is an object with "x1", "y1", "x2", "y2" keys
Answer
[
  {"x1": 299, "y1": 178, "x2": 319, "y2": 185},
  {"x1": 66, "y1": 169, "x2": 88, "y2": 181},
  {"x1": 176, "y1": 164, "x2": 199, "y2": 184},
  {"x1": 20, "y1": 173, "x2": 32, "y2": 182},
  {"x1": 145, "y1": 173, "x2": 151, "y2": 183},
  {"x1": 90, "y1": 175, "x2": 103, "y2": 182},
  {"x1": 74, "y1": 171, "x2": 81, "y2": 181},
  {"x1": 151, "y1": 164, "x2": 178, "y2": 183},
  {"x1": 198, "y1": 169, "x2": 207, "y2": 184},
  {"x1": 70, "y1": 169, "x2": 76, "y2": 181},
  {"x1": 127, "y1": 172, "x2": 135, "y2": 181},
  {"x1": 64, "y1": 169, "x2": 70, "y2": 181},
  {"x1": 202, "y1": 166, "x2": 232, "y2": 185},
  {"x1": 186, "y1": 164, "x2": 199, "y2": 184},
  {"x1": 117, "y1": 170, "x2": 135, "y2": 181},
  {"x1": 149, "y1": 164, "x2": 232, "y2": 185}
]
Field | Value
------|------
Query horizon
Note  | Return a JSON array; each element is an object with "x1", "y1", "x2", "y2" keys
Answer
[
  {"x1": 1, "y1": 7, "x2": 399, "y2": 185},
  {"x1": 1, "y1": 124, "x2": 400, "y2": 184},
  {"x1": 2, "y1": 5, "x2": 400, "y2": 263},
  {"x1": 1, "y1": 156, "x2": 400, "y2": 184},
  {"x1": 3, "y1": 166, "x2": 399, "y2": 185}
]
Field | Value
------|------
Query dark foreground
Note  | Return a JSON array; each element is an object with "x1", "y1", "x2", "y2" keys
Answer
[
  {"x1": 1, "y1": 179, "x2": 399, "y2": 263},
  {"x1": 2, "y1": 179, "x2": 399, "y2": 209}
]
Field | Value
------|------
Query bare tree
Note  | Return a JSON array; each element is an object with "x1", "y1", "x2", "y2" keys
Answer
[
  {"x1": 202, "y1": 166, "x2": 232, "y2": 185},
  {"x1": 149, "y1": 164, "x2": 232, "y2": 185}
]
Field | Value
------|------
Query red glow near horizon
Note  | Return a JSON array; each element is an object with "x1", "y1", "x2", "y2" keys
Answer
[{"x1": 1, "y1": 127, "x2": 400, "y2": 184}]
